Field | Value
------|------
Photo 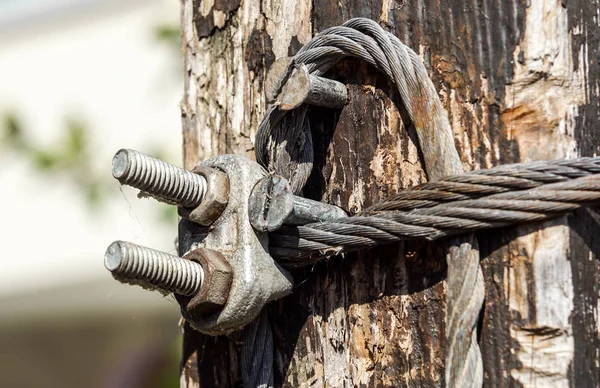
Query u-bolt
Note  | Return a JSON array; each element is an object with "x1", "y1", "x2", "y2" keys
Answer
[
  {"x1": 112, "y1": 149, "x2": 347, "y2": 231},
  {"x1": 105, "y1": 240, "x2": 233, "y2": 315},
  {"x1": 105, "y1": 240, "x2": 203, "y2": 296}
]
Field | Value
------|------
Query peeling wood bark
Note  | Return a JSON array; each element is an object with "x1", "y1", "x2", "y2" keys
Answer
[
  {"x1": 180, "y1": 0, "x2": 600, "y2": 386},
  {"x1": 278, "y1": 83, "x2": 445, "y2": 386}
]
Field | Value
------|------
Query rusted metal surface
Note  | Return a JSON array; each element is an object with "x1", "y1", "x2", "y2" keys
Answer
[
  {"x1": 113, "y1": 149, "x2": 207, "y2": 208},
  {"x1": 285, "y1": 192, "x2": 348, "y2": 226},
  {"x1": 265, "y1": 57, "x2": 294, "y2": 104},
  {"x1": 181, "y1": 155, "x2": 293, "y2": 336},
  {"x1": 277, "y1": 65, "x2": 347, "y2": 110},
  {"x1": 248, "y1": 174, "x2": 349, "y2": 232},
  {"x1": 104, "y1": 242, "x2": 234, "y2": 321},
  {"x1": 180, "y1": 0, "x2": 600, "y2": 386},
  {"x1": 177, "y1": 248, "x2": 233, "y2": 316},
  {"x1": 109, "y1": 151, "x2": 298, "y2": 337},
  {"x1": 112, "y1": 149, "x2": 228, "y2": 226},
  {"x1": 105, "y1": 241, "x2": 204, "y2": 297},
  {"x1": 248, "y1": 175, "x2": 295, "y2": 232},
  {"x1": 184, "y1": 165, "x2": 229, "y2": 226}
]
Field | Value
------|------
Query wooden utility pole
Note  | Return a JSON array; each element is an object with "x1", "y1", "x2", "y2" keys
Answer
[{"x1": 180, "y1": 0, "x2": 600, "y2": 386}]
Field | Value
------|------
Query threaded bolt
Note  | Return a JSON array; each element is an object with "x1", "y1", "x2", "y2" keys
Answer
[
  {"x1": 112, "y1": 149, "x2": 207, "y2": 208},
  {"x1": 105, "y1": 241, "x2": 203, "y2": 296}
]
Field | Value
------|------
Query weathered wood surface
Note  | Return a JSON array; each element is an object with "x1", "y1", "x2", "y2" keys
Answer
[{"x1": 180, "y1": 0, "x2": 600, "y2": 386}]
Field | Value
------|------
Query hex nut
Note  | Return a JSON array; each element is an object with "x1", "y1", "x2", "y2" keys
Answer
[
  {"x1": 176, "y1": 248, "x2": 233, "y2": 317},
  {"x1": 177, "y1": 154, "x2": 294, "y2": 335},
  {"x1": 179, "y1": 165, "x2": 229, "y2": 226}
]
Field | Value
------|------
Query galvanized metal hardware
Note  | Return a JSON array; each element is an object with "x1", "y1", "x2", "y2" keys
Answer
[
  {"x1": 106, "y1": 153, "x2": 296, "y2": 335},
  {"x1": 178, "y1": 164, "x2": 229, "y2": 226},
  {"x1": 265, "y1": 57, "x2": 348, "y2": 110},
  {"x1": 175, "y1": 247, "x2": 232, "y2": 316},
  {"x1": 181, "y1": 154, "x2": 294, "y2": 334},
  {"x1": 112, "y1": 148, "x2": 347, "y2": 229},
  {"x1": 112, "y1": 148, "x2": 207, "y2": 209},
  {"x1": 108, "y1": 149, "x2": 348, "y2": 334},
  {"x1": 248, "y1": 175, "x2": 348, "y2": 232},
  {"x1": 105, "y1": 241, "x2": 233, "y2": 315},
  {"x1": 113, "y1": 149, "x2": 228, "y2": 226},
  {"x1": 107, "y1": 151, "x2": 297, "y2": 334},
  {"x1": 105, "y1": 240, "x2": 205, "y2": 297}
]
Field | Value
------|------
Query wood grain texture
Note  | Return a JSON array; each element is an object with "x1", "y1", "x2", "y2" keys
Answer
[
  {"x1": 180, "y1": 0, "x2": 600, "y2": 386},
  {"x1": 276, "y1": 83, "x2": 445, "y2": 386}
]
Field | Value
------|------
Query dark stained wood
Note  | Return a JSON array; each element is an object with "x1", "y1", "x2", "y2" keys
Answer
[
  {"x1": 272, "y1": 83, "x2": 446, "y2": 386},
  {"x1": 568, "y1": 208, "x2": 600, "y2": 386},
  {"x1": 180, "y1": 0, "x2": 600, "y2": 386}
]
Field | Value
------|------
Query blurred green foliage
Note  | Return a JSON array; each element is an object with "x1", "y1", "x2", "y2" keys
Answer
[
  {"x1": 0, "y1": 111, "x2": 179, "y2": 223},
  {"x1": 1, "y1": 112, "x2": 108, "y2": 207},
  {"x1": 154, "y1": 23, "x2": 182, "y2": 77},
  {"x1": 0, "y1": 23, "x2": 183, "y2": 222},
  {"x1": 155, "y1": 24, "x2": 180, "y2": 47}
]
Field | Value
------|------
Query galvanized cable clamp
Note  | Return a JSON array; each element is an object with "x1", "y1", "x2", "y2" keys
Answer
[
  {"x1": 105, "y1": 149, "x2": 347, "y2": 334},
  {"x1": 105, "y1": 55, "x2": 350, "y2": 334}
]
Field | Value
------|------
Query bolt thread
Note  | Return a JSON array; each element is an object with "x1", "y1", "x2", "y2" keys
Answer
[
  {"x1": 105, "y1": 241, "x2": 203, "y2": 296},
  {"x1": 112, "y1": 149, "x2": 206, "y2": 208}
]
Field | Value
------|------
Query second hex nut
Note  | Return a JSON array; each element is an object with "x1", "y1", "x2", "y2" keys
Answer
[{"x1": 176, "y1": 248, "x2": 233, "y2": 317}]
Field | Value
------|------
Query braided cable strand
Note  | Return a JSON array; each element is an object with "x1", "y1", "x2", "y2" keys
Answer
[
  {"x1": 366, "y1": 156, "x2": 600, "y2": 211},
  {"x1": 255, "y1": 17, "x2": 483, "y2": 387},
  {"x1": 241, "y1": 309, "x2": 274, "y2": 388},
  {"x1": 270, "y1": 157, "x2": 600, "y2": 265},
  {"x1": 254, "y1": 17, "x2": 485, "y2": 387},
  {"x1": 255, "y1": 18, "x2": 462, "y2": 194},
  {"x1": 445, "y1": 236, "x2": 484, "y2": 388}
]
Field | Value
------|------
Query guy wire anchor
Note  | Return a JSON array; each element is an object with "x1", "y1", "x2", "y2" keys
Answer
[{"x1": 112, "y1": 149, "x2": 347, "y2": 231}]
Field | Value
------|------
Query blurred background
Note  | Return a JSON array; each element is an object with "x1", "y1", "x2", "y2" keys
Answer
[{"x1": 0, "y1": 0, "x2": 185, "y2": 386}]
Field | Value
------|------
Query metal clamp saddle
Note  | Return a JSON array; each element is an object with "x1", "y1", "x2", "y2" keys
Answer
[
  {"x1": 104, "y1": 149, "x2": 346, "y2": 335},
  {"x1": 176, "y1": 155, "x2": 293, "y2": 334}
]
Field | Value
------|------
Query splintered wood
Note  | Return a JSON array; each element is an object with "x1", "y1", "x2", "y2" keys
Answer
[{"x1": 181, "y1": 0, "x2": 600, "y2": 386}]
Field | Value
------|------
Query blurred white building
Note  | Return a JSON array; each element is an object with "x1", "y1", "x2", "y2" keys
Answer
[{"x1": 0, "y1": 0, "x2": 185, "y2": 386}]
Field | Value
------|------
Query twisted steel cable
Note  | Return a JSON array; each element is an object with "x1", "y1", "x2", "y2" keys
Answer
[
  {"x1": 241, "y1": 309, "x2": 274, "y2": 388},
  {"x1": 255, "y1": 17, "x2": 462, "y2": 195},
  {"x1": 269, "y1": 159, "x2": 600, "y2": 266},
  {"x1": 254, "y1": 17, "x2": 483, "y2": 388},
  {"x1": 445, "y1": 236, "x2": 484, "y2": 388}
]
